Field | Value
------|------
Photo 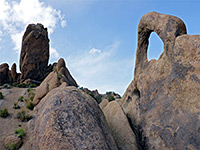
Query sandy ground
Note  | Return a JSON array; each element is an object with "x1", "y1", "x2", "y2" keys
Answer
[{"x1": 0, "y1": 87, "x2": 34, "y2": 150}]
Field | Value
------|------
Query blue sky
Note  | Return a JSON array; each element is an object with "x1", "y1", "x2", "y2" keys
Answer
[{"x1": 0, "y1": 0, "x2": 200, "y2": 95}]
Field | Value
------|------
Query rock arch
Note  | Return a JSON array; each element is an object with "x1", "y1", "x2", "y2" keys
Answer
[
  {"x1": 134, "y1": 12, "x2": 187, "y2": 78},
  {"x1": 121, "y1": 12, "x2": 200, "y2": 149},
  {"x1": 147, "y1": 32, "x2": 164, "y2": 61}
]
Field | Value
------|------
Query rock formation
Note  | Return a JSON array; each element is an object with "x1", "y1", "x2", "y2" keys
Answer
[
  {"x1": 99, "y1": 99, "x2": 109, "y2": 110},
  {"x1": 120, "y1": 12, "x2": 200, "y2": 149},
  {"x1": 33, "y1": 58, "x2": 78, "y2": 105},
  {"x1": 29, "y1": 83, "x2": 118, "y2": 150},
  {"x1": 0, "y1": 63, "x2": 21, "y2": 85},
  {"x1": 20, "y1": 23, "x2": 51, "y2": 82},
  {"x1": 102, "y1": 101, "x2": 138, "y2": 150},
  {"x1": 57, "y1": 58, "x2": 78, "y2": 87},
  {"x1": 11, "y1": 63, "x2": 17, "y2": 82},
  {"x1": 0, "y1": 63, "x2": 11, "y2": 85}
]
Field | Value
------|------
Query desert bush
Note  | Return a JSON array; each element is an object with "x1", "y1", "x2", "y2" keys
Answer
[
  {"x1": 29, "y1": 94, "x2": 35, "y2": 101},
  {"x1": 26, "y1": 101, "x2": 34, "y2": 110},
  {"x1": 0, "y1": 108, "x2": 9, "y2": 118},
  {"x1": 28, "y1": 92, "x2": 35, "y2": 101},
  {"x1": 14, "y1": 83, "x2": 37, "y2": 88},
  {"x1": 57, "y1": 72, "x2": 62, "y2": 80},
  {"x1": 86, "y1": 92, "x2": 102, "y2": 104},
  {"x1": 15, "y1": 128, "x2": 26, "y2": 138},
  {"x1": 13, "y1": 102, "x2": 20, "y2": 109},
  {"x1": 16, "y1": 83, "x2": 27, "y2": 88},
  {"x1": 18, "y1": 96, "x2": 24, "y2": 102},
  {"x1": 106, "y1": 91, "x2": 113, "y2": 95},
  {"x1": 29, "y1": 83, "x2": 37, "y2": 88},
  {"x1": 108, "y1": 95, "x2": 115, "y2": 102},
  {"x1": 27, "y1": 88, "x2": 31, "y2": 93},
  {"x1": 0, "y1": 91, "x2": 4, "y2": 99},
  {"x1": 7, "y1": 144, "x2": 17, "y2": 150},
  {"x1": 16, "y1": 110, "x2": 32, "y2": 122},
  {"x1": 27, "y1": 88, "x2": 35, "y2": 101}
]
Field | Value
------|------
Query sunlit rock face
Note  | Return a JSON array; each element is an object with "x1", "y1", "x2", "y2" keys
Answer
[
  {"x1": 120, "y1": 12, "x2": 200, "y2": 150},
  {"x1": 20, "y1": 23, "x2": 50, "y2": 82},
  {"x1": 33, "y1": 58, "x2": 78, "y2": 106},
  {"x1": 29, "y1": 84, "x2": 118, "y2": 150}
]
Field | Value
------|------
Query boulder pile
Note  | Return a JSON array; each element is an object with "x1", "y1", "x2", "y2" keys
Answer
[
  {"x1": 29, "y1": 83, "x2": 118, "y2": 150},
  {"x1": 33, "y1": 58, "x2": 78, "y2": 106},
  {"x1": 0, "y1": 23, "x2": 53, "y2": 86}
]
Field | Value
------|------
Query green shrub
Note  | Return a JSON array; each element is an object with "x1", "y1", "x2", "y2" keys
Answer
[
  {"x1": 13, "y1": 102, "x2": 20, "y2": 109},
  {"x1": 14, "y1": 83, "x2": 37, "y2": 88},
  {"x1": 28, "y1": 92, "x2": 35, "y2": 101},
  {"x1": 15, "y1": 128, "x2": 26, "y2": 138},
  {"x1": 16, "y1": 83, "x2": 27, "y2": 88},
  {"x1": 57, "y1": 72, "x2": 62, "y2": 80},
  {"x1": 108, "y1": 95, "x2": 115, "y2": 102},
  {"x1": 106, "y1": 91, "x2": 112, "y2": 95},
  {"x1": 7, "y1": 144, "x2": 17, "y2": 150},
  {"x1": 0, "y1": 108, "x2": 9, "y2": 118},
  {"x1": 16, "y1": 110, "x2": 32, "y2": 122},
  {"x1": 27, "y1": 88, "x2": 35, "y2": 101},
  {"x1": 26, "y1": 101, "x2": 34, "y2": 110},
  {"x1": 27, "y1": 88, "x2": 31, "y2": 93},
  {"x1": 16, "y1": 110, "x2": 25, "y2": 121},
  {"x1": 86, "y1": 92, "x2": 102, "y2": 104},
  {"x1": 29, "y1": 94, "x2": 35, "y2": 101},
  {"x1": 29, "y1": 83, "x2": 37, "y2": 88},
  {"x1": 95, "y1": 96, "x2": 102, "y2": 104},
  {"x1": 0, "y1": 91, "x2": 4, "y2": 99},
  {"x1": 18, "y1": 96, "x2": 24, "y2": 102},
  {"x1": 88, "y1": 93, "x2": 95, "y2": 99}
]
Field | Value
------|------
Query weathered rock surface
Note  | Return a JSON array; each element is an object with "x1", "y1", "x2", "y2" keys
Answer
[
  {"x1": 4, "y1": 135, "x2": 22, "y2": 149},
  {"x1": 33, "y1": 72, "x2": 59, "y2": 105},
  {"x1": 103, "y1": 101, "x2": 138, "y2": 150},
  {"x1": 120, "y1": 12, "x2": 200, "y2": 149},
  {"x1": 29, "y1": 83, "x2": 118, "y2": 150},
  {"x1": 56, "y1": 58, "x2": 66, "y2": 72},
  {"x1": 33, "y1": 58, "x2": 78, "y2": 105},
  {"x1": 0, "y1": 63, "x2": 11, "y2": 85},
  {"x1": 99, "y1": 99, "x2": 109, "y2": 110},
  {"x1": 20, "y1": 23, "x2": 51, "y2": 82}
]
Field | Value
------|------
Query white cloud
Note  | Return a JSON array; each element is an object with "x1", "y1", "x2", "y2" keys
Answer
[
  {"x1": 0, "y1": 0, "x2": 66, "y2": 57},
  {"x1": 89, "y1": 48, "x2": 101, "y2": 54},
  {"x1": 61, "y1": 20, "x2": 67, "y2": 28},
  {"x1": 50, "y1": 47, "x2": 59, "y2": 59},
  {"x1": 66, "y1": 41, "x2": 134, "y2": 95},
  {"x1": 10, "y1": 31, "x2": 24, "y2": 53}
]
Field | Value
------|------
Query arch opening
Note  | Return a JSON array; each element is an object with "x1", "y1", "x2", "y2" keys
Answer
[{"x1": 147, "y1": 32, "x2": 164, "y2": 61}]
